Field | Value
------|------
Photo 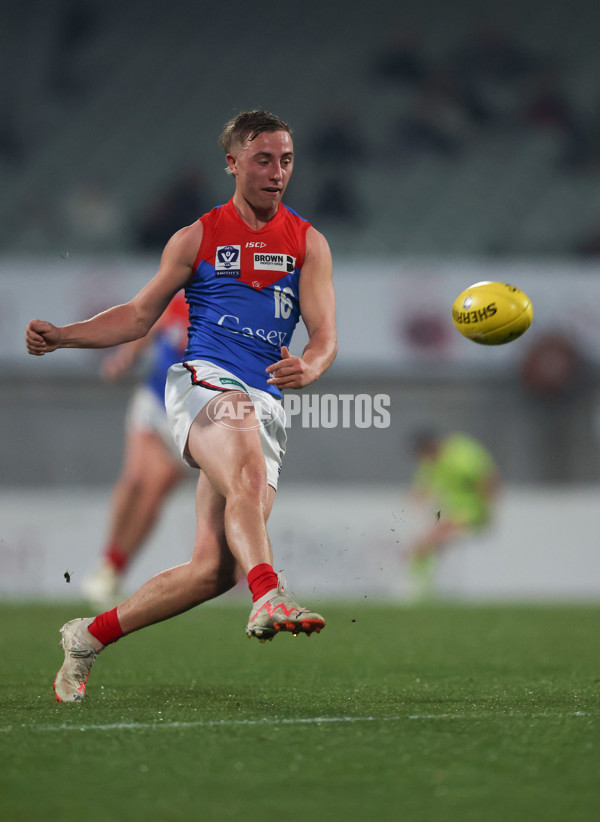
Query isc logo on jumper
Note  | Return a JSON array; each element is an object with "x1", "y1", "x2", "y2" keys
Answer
[
  {"x1": 215, "y1": 245, "x2": 241, "y2": 277},
  {"x1": 254, "y1": 253, "x2": 296, "y2": 273}
]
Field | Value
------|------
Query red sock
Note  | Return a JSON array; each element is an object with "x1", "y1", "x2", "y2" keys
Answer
[
  {"x1": 105, "y1": 543, "x2": 129, "y2": 573},
  {"x1": 247, "y1": 563, "x2": 278, "y2": 602},
  {"x1": 88, "y1": 607, "x2": 124, "y2": 646}
]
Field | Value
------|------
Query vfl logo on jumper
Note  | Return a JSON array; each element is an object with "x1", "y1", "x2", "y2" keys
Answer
[
  {"x1": 254, "y1": 253, "x2": 296, "y2": 273},
  {"x1": 207, "y1": 389, "x2": 285, "y2": 431},
  {"x1": 215, "y1": 245, "x2": 241, "y2": 277}
]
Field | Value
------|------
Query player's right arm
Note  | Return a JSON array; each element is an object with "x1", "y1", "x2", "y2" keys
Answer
[{"x1": 26, "y1": 222, "x2": 202, "y2": 357}]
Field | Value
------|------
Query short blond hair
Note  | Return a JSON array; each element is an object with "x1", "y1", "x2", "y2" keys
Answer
[{"x1": 219, "y1": 109, "x2": 292, "y2": 154}]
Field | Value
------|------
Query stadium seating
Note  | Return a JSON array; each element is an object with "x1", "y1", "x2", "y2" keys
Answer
[{"x1": 1, "y1": 0, "x2": 600, "y2": 257}]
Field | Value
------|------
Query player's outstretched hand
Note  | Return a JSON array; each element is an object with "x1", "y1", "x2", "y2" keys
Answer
[
  {"x1": 25, "y1": 319, "x2": 61, "y2": 356},
  {"x1": 266, "y1": 345, "x2": 314, "y2": 389}
]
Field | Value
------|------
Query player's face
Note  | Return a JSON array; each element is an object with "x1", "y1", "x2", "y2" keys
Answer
[{"x1": 228, "y1": 130, "x2": 294, "y2": 215}]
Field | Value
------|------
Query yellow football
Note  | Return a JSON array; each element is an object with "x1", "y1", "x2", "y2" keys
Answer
[{"x1": 451, "y1": 281, "x2": 533, "y2": 345}]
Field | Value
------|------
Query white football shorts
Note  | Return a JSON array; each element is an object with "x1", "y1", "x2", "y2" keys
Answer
[
  {"x1": 125, "y1": 385, "x2": 181, "y2": 462},
  {"x1": 165, "y1": 360, "x2": 287, "y2": 490}
]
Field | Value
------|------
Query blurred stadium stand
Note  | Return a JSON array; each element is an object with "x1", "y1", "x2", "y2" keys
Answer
[
  {"x1": 2, "y1": 0, "x2": 600, "y2": 490},
  {"x1": 1, "y1": 0, "x2": 600, "y2": 256},
  {"x1": 3, "y1": 1, "x2": 600, "y2": 602}
]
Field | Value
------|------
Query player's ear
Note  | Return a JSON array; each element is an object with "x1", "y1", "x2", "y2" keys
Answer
[{"x1": 225, "y1": 153, "x2": 238, "y2": 176}]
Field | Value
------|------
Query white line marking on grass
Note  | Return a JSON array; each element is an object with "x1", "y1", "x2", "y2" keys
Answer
[{"x1": 2, "y1": 711, "x2": 594, "y2": 734}]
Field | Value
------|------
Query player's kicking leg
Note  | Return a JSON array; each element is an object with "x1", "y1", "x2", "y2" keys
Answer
[{"x1": 186, "y1": 399, "x2": 326, "y2": 642}]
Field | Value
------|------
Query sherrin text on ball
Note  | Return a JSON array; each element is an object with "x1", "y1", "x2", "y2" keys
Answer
[{"x1": 451, "y1": 281, "x2": 533, "y2": 345}]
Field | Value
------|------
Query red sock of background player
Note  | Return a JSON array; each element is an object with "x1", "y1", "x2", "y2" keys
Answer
[
  {"x1": 88, "y1": 607, "x2": 124, "y2": 646},
  {"x1": 247, "y1": 563, "x2": 278, "y2": 602},
  {"x1": 104, "y1": 542, "x2": 129, "y2": 573}
]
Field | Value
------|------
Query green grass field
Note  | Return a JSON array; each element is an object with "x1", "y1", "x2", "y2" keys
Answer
[{"x1": 1, "y1": 600, "x2": 599, "y2": 822}]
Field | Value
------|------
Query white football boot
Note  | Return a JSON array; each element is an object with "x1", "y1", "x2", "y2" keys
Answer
[
  {"x1": 53, "y1": 618, "x2": 104, "y2": 702},
  {"x1": 246, "y1": 572, "x2": 325, "y2": 642}
]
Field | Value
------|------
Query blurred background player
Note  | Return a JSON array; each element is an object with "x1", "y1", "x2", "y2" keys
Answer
[
  {"x1": 82, "y1": 290, "x2": 190, "y2": 608},
  {"x1": 406, "y1": 430, "x2": 500, "y2": 600}
]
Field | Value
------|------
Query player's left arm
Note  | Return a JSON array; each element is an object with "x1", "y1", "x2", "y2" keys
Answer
[{"x1": 266, "y1": 227, "x2": 337, "y2": 389}]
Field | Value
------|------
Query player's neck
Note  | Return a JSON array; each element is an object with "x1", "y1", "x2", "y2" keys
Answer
[{"x1": 231, "y1": 193, "x2": 279, "y2": 230}]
